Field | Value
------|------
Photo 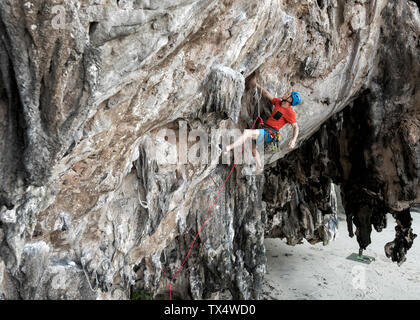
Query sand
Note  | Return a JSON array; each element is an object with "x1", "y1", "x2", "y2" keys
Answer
[{"x1": 262, "y1": 211, "x2": 420, "y2": 300}]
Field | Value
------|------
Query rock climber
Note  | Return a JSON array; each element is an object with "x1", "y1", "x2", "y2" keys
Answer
[{"x1": 221, "y1": 77, "x2": 301, "y2": 174}]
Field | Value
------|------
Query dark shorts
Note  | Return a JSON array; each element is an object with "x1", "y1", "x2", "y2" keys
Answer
[{"x1": 254, "y1": 128, "x2": 273, "y2": 146}]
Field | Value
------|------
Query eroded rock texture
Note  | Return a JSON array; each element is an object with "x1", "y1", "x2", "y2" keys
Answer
[
  {"x1": 265, "y1": 92, "x2": 419, "y2": 265},
  {"x1": 0, "y1": 0, "x2": 419, "y2": 299}
]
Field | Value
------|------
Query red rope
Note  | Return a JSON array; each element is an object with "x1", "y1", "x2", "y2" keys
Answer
[{"x1": 169, "y1": 116, "x2": 263, "y2": 300}]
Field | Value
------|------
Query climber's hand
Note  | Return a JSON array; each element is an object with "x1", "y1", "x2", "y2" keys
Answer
[
  {"x1": 282, "y1": 92, "x2": 292, "y2": 101},
  {"x1": 249, "y1": 77, "x2": 257, "y2": 88},
  {"x1": 288, "y1": 139, "x2": 296, "y2": 150}
]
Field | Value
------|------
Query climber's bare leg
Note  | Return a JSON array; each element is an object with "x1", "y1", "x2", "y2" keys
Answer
[{"x1": 225, "y1": 129, "x2": 260, "y2": 152}]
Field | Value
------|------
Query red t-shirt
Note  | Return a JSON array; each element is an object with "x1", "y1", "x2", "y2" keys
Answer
[{"x1": 264, "y1": 97, "x2": 297, "y2": 130}]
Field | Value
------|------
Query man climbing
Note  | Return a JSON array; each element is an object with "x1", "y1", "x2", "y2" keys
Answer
[{"x1": 222, "y1": 77, "x2": 301, "y2": 174}]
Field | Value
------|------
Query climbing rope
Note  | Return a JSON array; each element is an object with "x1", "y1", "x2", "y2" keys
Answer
[
  {"x1": 169, "y1": 116, "x2": 263, "y2": 300},
  {"x1": 81, "y1": 260, "x2": 99, "y2": 293},
  {"x1": 253, "y1": 86, "x2": 264, "y2": 136},
  {"x1": 139, "y1": 199, "x2": 149, "y2": 209},
  {"x1": 137, "y1": 183, "x2": 149, "y2": 209},
  {"x1": 255, "y1": 86, "x2": 263, "y2": 123},
  {"x1": 255, "y1": 87, "x2": 260, "y2": 118}
]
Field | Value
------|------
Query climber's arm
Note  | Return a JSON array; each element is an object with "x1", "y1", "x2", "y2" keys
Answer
[
  {"x1": 255, "y1": 83, "x2": 274, "y2": 102},
  {"x1": 288, "y1": 123, "x2": 299, "y2": 150},
  {"x1": 249, "y1": 79, "x2": 274, "y2": 102}
]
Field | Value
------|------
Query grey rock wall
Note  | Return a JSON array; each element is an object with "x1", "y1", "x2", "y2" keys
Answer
[{"x1": 0, "y1": 0, "x2": 419, "y2": 299}]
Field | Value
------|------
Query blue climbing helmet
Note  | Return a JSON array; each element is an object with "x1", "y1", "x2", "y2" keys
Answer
[{"x1": 291, "y1": 91, "x2": 301, "y2": 106}]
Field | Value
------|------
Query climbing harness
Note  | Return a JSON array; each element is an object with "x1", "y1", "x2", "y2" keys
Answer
[
  {"x1": 266, "y1": 127, "x2": 282, "y2": 152},
  {"x1": 272, "y1": 132, "x2": 282, "y2": 152},
  {"x1": 260, "y1": 122, "x2": 282, "y2": 153}
]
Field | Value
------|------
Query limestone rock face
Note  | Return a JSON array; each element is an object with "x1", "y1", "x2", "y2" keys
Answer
[{"x1": 0, "y1": 0, "x2": 419, "y2": 299}]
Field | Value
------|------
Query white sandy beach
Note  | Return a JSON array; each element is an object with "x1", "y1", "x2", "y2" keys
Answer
[{"x1": 262, "y1": 211, "x2": 420, "y2": 300}]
